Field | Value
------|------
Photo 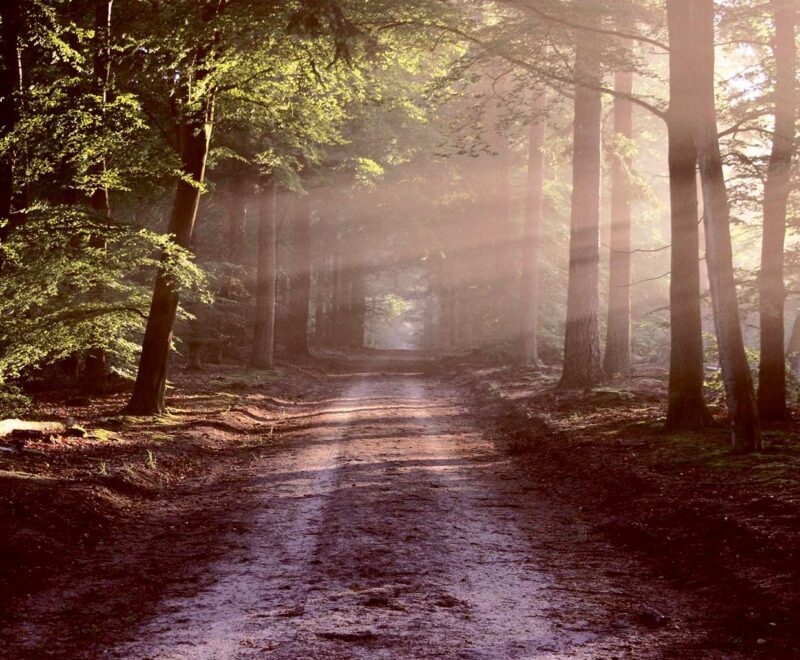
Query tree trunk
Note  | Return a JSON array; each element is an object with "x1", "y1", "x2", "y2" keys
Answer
[
  {"x1": 125, "y1": 115, "x2": 212, "y2": 414},
  {"x1": 692, "y1": 0, "x2": 761, "y2": 452},
  {"x1": 603, "y1": 67, "x2": 634, "y2": 377},
  {"x1": 84, "y1": 0, "x2": 114, "y2": 393},
  {"x1": 221, "y1": 175, "x2": 248, "y2": 299},
  {"x1": 0, "y1": 0, "x2": 20, "y2": 265},
  {"x1": 561, "y1": 41, "x2": 604, "y2": 388},
  {"x1": 758, "y1": 0, "x2": 796, "y2": 422},
  {"x1": 312, "y1": 204, "x2": 331, "y2": 346},
  {"x1": 519, "y1": 89, "x2": 546, "y2": 367},
  {"x1": 331, "y1": 244, "x2": 346, "y2": 348},
  {"x1": 283, "y1": 191, "x2": 312, "y2": 356},
  {"x1": 348, "y1": 258, "x2": 366, "y2": 350},
  {"x1": 250, "y1": 178, "x2": 277, "y2": 369},
  {"x1": 664, "y1": 0, "x2": 711, "y2": 431}
]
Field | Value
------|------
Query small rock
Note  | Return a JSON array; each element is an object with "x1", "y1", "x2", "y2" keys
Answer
[{"x1": 637, "y1": 605, "x2": 671, "y2": 628}]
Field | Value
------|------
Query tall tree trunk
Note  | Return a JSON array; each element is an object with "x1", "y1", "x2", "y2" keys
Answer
[
  {"x1": 604, "y1": 67, "x2": 634, "y2": 377},
  {"x1": 692, "y1": 0, "x2": 761, "y2": 452},
  {"x1": 313, "y1": 202, "x2": 331, "y2": 346},
  {"x1": 349, "y1": 257, "x2": 366, "y2": 350},
  {"x1": 320, "y1": 251, "x2": 336, "y2": 346},
  {"x1": 331, "y1": 243, "x2": 346, "y2": 348},
  {"x1": 665, "y1": 0, "x2": 711, "y2": 431},
  {"x1": 283, "y1": 191, "x2": 311, "y2": 356},
  {"x1": 0, "y1": 0, "x2": 21, "y2": 266},
  {"x1": 220, "y1": 175, "x2": 247, "y2": 299},
  {"x1": 758, "y1": 0, "x2": 796, "y2": 422},
  {"x1": 125, "y1": 114, "x2": 213, "y2": 414},
  {"x1": 491, "y1": 130, "x2": 511, "y2": 343},
  {"x1": 250, "y1": 178, "x2": 277, "y2": 369},
  {"x1": 561, "y1": 41, "x2": 604, "y2": 388},
  {"x1": 519, "y1": 89, "x2": 546, "y2": 366},
  {"x1": 85, "y1": 0, "x2": 114, "y2": 393}
]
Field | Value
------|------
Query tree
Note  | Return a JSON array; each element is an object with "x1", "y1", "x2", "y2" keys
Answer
[
  {"x1": 124, "y1": 2, "x2": 221, "y2": 414},
  {"x1": 603, "y1": 65, "x2": 634, "y2": 377},
  {"x1": 692, "y1": 0, "x2": 761, "y2": 452},
  {"x1": 757, "y1": 0, "x2": 796, "y2": 422},
  {"x1": 665, "y1": 0, "x2": 711, "y2": 431},
  {"x1": 561, "y1": 38, "x2": 604, "y2": 388},
  {"x1": 250, "y1": 177, "x2": 277, "y2": 369},
  {"x1": 519, "y1": 89, "x2": 546, "y2": 367},
  {"x1": 282, "y1": 191, "x2": 312, "y2": 356},
  {"x1": 84, "y1": 0, "x2": 114, "y2": 392}
]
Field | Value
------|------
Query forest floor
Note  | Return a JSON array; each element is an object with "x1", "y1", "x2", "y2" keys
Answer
[{"x1": 0, "y1": 352, "x2": 798, "y2": 658}]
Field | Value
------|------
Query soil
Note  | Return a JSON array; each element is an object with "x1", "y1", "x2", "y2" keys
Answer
[
  {"x1": 459, "y1": 362, "x2": 800, "y2": 657},
  {"x1": 0, "y1": 352, "x2": 797, "y2": 658}
]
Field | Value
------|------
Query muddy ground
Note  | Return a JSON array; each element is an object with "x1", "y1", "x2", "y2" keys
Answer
[{"x1": 0, "y1": 353, "x2": 798, "y2": 658}]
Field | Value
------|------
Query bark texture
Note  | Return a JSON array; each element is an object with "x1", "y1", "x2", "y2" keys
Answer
[
  {"x1": 561, "y1": 41, "x2": 603, "y2": 388},
  {"x1": 664, "y1": 0, "x2": 711, "y2": 431},
  {"x1": 757, "y1": 0, "x2": 796, "y2": 421},
  {"x1": 692, "y1": 0, "x2": 761, "y2": 452}
]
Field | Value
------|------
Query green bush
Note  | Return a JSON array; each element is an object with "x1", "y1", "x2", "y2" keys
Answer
[{"x1": 0, "y1": 386, "x2": 32, "y2": 419}]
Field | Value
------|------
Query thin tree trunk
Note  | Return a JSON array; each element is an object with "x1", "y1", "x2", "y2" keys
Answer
[
  {"x1": 665, "y1": 0, "x2": 711, "y2": 431},
  {"x1": 758, "y1": 0, "x2": 796, "y2": 421},
  {"x1": 604, "y1": 67, "x2": 634, "y2": 377},
  {"x1": 0, "y1": 0, "x2": 21, "y2": 266},
  {"x1": 331, "y1": 243, "x2": 345, "y2": 348},
  {"x1": 692, "y1": 0, "x2": 761, "y2": 452},
  {"x1": 250, "y1": 178, "x2": 277, "y2": 369},
  {"x1": 321, "y1": 251, "x2": 336, "y2": 345},
  {"x1": 85, "y1": 0, "x2": 114, "y2": 393},
  {"x1": 561, "y1": 40, "x2": 604, "y2": 388},
  {"x1": 520, "y1": 89, "x2": 546, "y2": 367},
  {"x1": 283, "y1": 191, "x2": 312, "y2": 356},
  {"x1": 221, "y1": 175, "x2": 247, "y2": 299},
  {"x1": 349, "y1": 259, "x2": 366, "y2": 350}
]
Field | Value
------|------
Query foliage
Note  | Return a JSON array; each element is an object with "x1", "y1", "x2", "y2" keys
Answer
[
  {"x1": 0, "y1": 205, "x2": 207, "y2": 382},
  {"x1": 0, "y1": 385, "x2": 33, "y2": 419}
]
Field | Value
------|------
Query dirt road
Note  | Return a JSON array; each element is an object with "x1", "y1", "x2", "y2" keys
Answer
[{"x1": 3, "y1": 370, "x2": 734, "y2": 658}]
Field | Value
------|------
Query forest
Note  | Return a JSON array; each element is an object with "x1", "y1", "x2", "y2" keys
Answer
[{"x1": 1, "y1": 1, "x2": 799, "y2": 658}]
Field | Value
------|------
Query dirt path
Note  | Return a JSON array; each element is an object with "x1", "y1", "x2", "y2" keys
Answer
[{"x1": 3, "y1": 370, "x2": 735, "y2": 658}]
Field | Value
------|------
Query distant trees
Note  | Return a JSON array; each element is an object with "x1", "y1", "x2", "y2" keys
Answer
[
  {"x1": 1, "y1": 0, "x2": 798, "y2": 454},
  {"x1": 440, "y1": 0, "x2": 792, "y2": 451}
]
